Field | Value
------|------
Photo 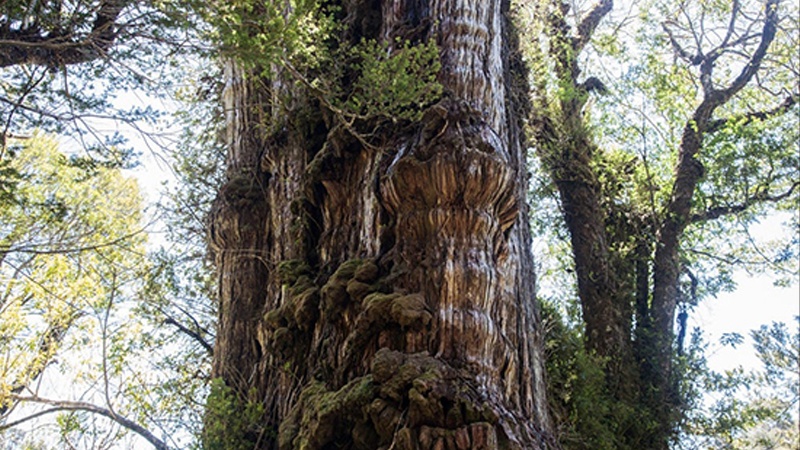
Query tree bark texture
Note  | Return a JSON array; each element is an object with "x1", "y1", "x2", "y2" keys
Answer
[{"x1": 207, "y1": 1, "x2": 554, "y2": 449}]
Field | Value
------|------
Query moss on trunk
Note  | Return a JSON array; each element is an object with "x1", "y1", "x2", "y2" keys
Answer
[{"x1": 206, "y1": 1, "x2": 554, "y2": 449}]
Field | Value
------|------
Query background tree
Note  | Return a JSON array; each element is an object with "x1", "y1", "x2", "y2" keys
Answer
[
  {"x1": 1, "y1": 0, "x2": 203, "y2": 184},
  {"x1": 0, "y1": 0, "x2": 218, "y2": 442},
  {"x1": 0, "y1": 133, "x2": 171, "y2": 448},
  {"x1": 202, "y1": 0, "x2": 554, "y2": 448},
  {"x1": 521, "y1": 0, "x2": 798, "y2": 448}
]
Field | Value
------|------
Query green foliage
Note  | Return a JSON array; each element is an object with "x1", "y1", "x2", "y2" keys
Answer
[
  {"x1": 586, "y1": 0, "x2": 800, "y2": 293},
  {"x1": 340, "y1": 38, "x2": 442, "y2": 122},
  {"x1": 203, "y1": 378, "x2": 268, "y2": 450},
  {"x1": 541, "y1": 300, "x2": 657, "y2": 450},
  {"x1": 203, "y1": 0, "x2": 337, "y2": 71},
  {"x1": 0, "y1": 133, "x2": 148, "y2": 447},
  {"x1": 680, "y1": 319, "x2": 799, "y2": 449},
  {"x1": 0, "y1": 0, "x2": 203, "y2": 168},
  {"x1": 201, "y1": 0, "x2": 442, "y2": 126},
  {"x1": 525, "y1": 0, "x2": 798, "y2": 346},
  {"x1": 2, "y1": 2, "x2": 213, "y2": 448}
]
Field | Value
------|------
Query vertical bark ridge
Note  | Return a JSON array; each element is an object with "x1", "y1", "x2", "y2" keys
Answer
[
  {"x1": 377, "y1": 0, "x2": 550, "y2": 445},
  {"x1": 209, "y1": 61, "x2": 274, "y2": 394},
  {"x1": 316, "y1": 144, "x2": 385, "y2": 263},
  {"x1": 433, "y1": 0, "x2": 507, "y2": 139}
]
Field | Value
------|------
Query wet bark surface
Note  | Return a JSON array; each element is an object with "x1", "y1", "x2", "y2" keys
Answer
[{"x1": 207, "y1": 0, "x2": 554, "y2": 449}]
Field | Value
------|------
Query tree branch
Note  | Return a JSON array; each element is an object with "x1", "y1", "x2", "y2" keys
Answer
[
  {"x1": 0, "y1": 0, "x2": 130, "y2": 68},
  {"x1": 690, "y1": 181, "x2": 799, "y2": 223},
  {"x1": 707, "y1": 94, "x2": 798, "y2": 133},
  {"x1": 1, "y1": 395, "x2": 170, "y2": 450},
  {"x1": 720, "y1": 0, "x2": 742, "y2": 49},
  {"x1": 574, "y1": 0, "x2": 614, "y2": 53},
  {"x1": 663, "y1": 21, "x2": 702, "y2": 65},
  {"x1": 708, "y1": 0, "x2": 779, "y2": 104},
  {"x1": 0, "y1": 227, "x2": 148, "y2": 255},
  {"x1": 0, "y1": 313, "x2": 82, "y2": 416},
  {"x1": 651, "y1": 0, "x2": 783, "y2": 392},
  {"x1": 163, "y1": 315, "x2": 214, "y2": 356}
]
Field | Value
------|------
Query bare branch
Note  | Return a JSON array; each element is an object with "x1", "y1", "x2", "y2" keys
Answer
[
  {"x1": 663, "y1": 22, "x2": 703, "y2": 65},
  {"x1": 0, "y1": 227, "x2": 148, "y2": 255},
  {"x1": 163, "y1": 314, "x2": 214, "y2": 356},
  {"x1": 0, "y1": 313, "x2": 82, "y2": 416},
  {"x1": 680, "y1": 0, "x2": 704, "y2": 59},
  {"x1": 720, "y1": 0, "x2": 742, "y2": 49},
  {"x1": 1, "y1": 395, "x2": 170, "y2": 450},
  {"x1": 1, "y1": 67, "x2": 48, "y2": 151},
  {"x1": 690, "y1": 181, "x2": 799, "y2": 223},
  {"x1": 101, "y1": 277, "x2": 117, "y2": 417},
  {"x1": 710, "y1": 0, "x2": 780, "y2": 104},
  {"x1": 686, "y1": 248, "x2": 745, "y2": 266}
]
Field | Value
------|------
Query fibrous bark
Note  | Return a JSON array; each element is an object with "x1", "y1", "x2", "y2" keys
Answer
[{"x1": 207, "y1": 0, "x2": 554, "y2": 449}]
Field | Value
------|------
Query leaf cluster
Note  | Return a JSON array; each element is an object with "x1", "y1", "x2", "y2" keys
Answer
[
  {"x1": 541, "y1": 300, "x2": 657, "y2": 450},
  {"x1": 202, "y1": 378, "x2": 268, "y2": 450},
  {"x1": 0, "y1": 134, "x2": 149, "y2": 447},
  {"x1": 201, "y1": 0, "x2": 338, "y2": 72},
  {"x1": 201, "y1": 0, "x2": 443, "y2": 130},
  {"x1": 680, "y1": 319, "x2": 799, "y2": 449},
  {"x1": 339, "y1": 38, "x2": 442, "y2": 122}
]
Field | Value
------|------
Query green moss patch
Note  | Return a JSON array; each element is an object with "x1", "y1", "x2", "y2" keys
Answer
[{"x1": 278, "y1": 377, "x2": 376, "y2": 450}]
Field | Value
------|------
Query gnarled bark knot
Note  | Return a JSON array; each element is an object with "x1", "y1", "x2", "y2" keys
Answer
[
  {"x1": 381, "y1": 106, "x2": 518, "y2": 256},
  {"x1": 378, "y1": 104, "x2": 525, "y2": 412},
  {"x1": 208, "y1": 174, "x2": 270, "y2": 256}
]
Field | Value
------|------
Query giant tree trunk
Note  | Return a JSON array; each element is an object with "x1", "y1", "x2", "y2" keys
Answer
[{"x1": 206, "y1": 1, "x2": 554, "y2": 449}]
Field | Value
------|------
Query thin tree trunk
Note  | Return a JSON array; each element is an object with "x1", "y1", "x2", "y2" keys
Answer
[{"x1": 207, "y1": 1, "x2": 554, "y2": 449}]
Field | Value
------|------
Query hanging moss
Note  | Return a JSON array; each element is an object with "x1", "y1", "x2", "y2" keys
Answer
[
  {"x1": 265, "y1": 274, "x2": 318, "y2": 332},
  {"x1": 353, "y1": 260, "x2": 379, "y2": 282},
  {"x1": 264, "y1": 264, "x2": 321, "y2": 360},
  {"x1": 320, "y1": 259, "x2": 365, "y2": 317},
  {"x1": 390, "y1": 293, "x2": 431, "y2": 329},
  {"x1": 346, "y1": 279, "x2": 373, "y2": 303},
  {"x1": 275, "y1": 345, "x2": 519, "y2": 450},
  {"x1": 271, "y1": 327, "x2": 294, "y2": 359},
  {"x1": 292, "y1": 286, "x2": 320, "y2": 330},
  {"x1": 264, "y1": 308, "x2": 287, "y2": 329},
  {"x1": 220, "y1": 173, "x2": 265, "y2": 207}
]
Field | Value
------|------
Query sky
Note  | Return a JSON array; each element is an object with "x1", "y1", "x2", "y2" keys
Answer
[
  {"x1": 696, "y1": 267, "x2": 799, "y2": 372},
  {"x1": 693, "y1": 212, "x2": 799, "y2": 372}
]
